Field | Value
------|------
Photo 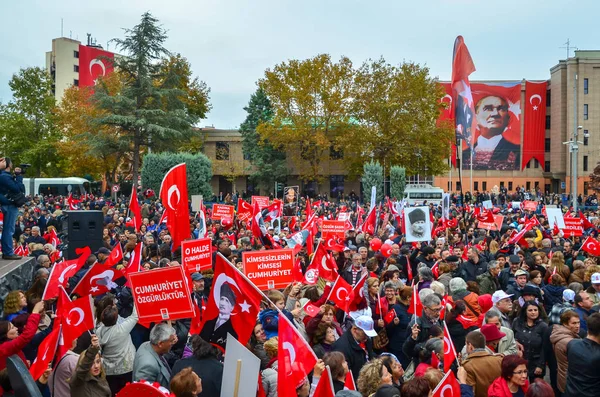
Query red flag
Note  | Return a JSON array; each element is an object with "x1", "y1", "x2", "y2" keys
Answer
[
  {"x1": 189, "y1": 300, "x2": 203, "y2": 335},
  {"x1": 443, "y1": 321, "x2": 457, "y2": 372},
  {"x1": 29, "y1": 325, "x2": 61, "y2": 380},
  {"x1": 452, "y1": 36, "x2": 477, "y2": 148},
  {"x1": 14, "y1": 244, "x2": 25, "y2": 256},
  {"x1": 431, "y1": 351, "x2": 441, "y2": 370},
  {"x1": 308, "y1": 243, "x2": 337, "y2": 282},
  {"x1": 303, "y1": 301, "x2": 320, "y2": 318},
  {"x1": 361, "y1": 206, "x2": 377, "y2": 235},
  {"x1": 288, "y1": 216, "x2": 297, "y2": 231},
  {"x1": 312, "y1": 366, "x2": 335, "y2": 397},
  {"x1": 553, "y1": 222, "x2": 560, "y2": 236},
  {"x1": 67, "y1": 193, "x2": 80, "y2": 210},
  {"x1": 522, "y1": 81, "x2": 547, "y2": 170},
  {"x1": 158, "y1": 210, "x2": 168, "y2": 225},
  {"x1": 324, "y1": 235, "x2": 345, "y2": 252},
  {"x1": 49, "y1": 228, "x2": 61, "y2": 248},
  {"x1": 71, "y1": 263, "x2": 125, "y2": 297},
  {"x1": 292, "y1": 257, "x2": 304, "y2": 283},
  {"x1": 355, "y1": 204, "x2": 365, "y2": 231},
  {"x1": 579, "y1": 211, "x2": 596, "y2": 230},
  {"x1": 344, "y1": 370, "x2": 356, "y2": 391},
  {"x1": 237, "y1": 198, "x2": 253, "y2": 223},
  {"x1": 263, "y1": 199, "x2": 283, "y2": 222},
  {"x1": 251, "y1": 199, "x2": 266, "y2": 240},
  {"x1": 581, "y1": 236, "x2": 600, "y2": 256},
  {"x1": 78, "y1": 44, "x2": 114, "y2": 87},
  {"x1": 159, "y1": 163, "x2": 191, "y2": 251},
  {"x1": 384, "y1": 308, "x2": 397, "y2": 325},
  {"x1": 432, "y1": 369, "x2": 461, "y2": 397},
  {"x1": 278, "y1": 313, "x2": 317, "y2": 397},
  {"x1": 42, "y1": 246, "x2": 91, "y2": 300},
  {"x1": 126, "y1": 242, "x2": 143, "y2": 274},
  {"x1": 508, "y1": 223, "x2": 533, "y2": 245},
  {"x1": 326, "y1": 276, "x2": 354, "y2": 314},
  {"x1": 200, "y1": 254, "x2": 265, "y2": 346},
  {"x1": 104, "y1": 243, "x2": 123, "y2": 268},
  {"x1": 61, "y1": 295, "x2": 95, "y2": 345},
  {"x1": 407, "y1": 285, "x2": 422, "y2": 317},
  {"x1": 476, "y1": 209, "x2": 495, "y2": 223},
  {"x1": 349, "y1": 273, "x2": 368, "y2": 312},
  {"x1": 129, "y1": 187, "x2": 142, "y2": 232}
]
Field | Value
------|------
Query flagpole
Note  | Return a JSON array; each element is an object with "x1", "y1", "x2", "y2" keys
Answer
[{"x1": 470, "y1": 149, "x2": 473, "y2": 194}]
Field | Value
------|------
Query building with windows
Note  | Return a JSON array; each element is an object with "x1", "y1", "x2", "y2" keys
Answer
[{"x1": 45, "y1": 37, "x2": 81, "y2": 101}]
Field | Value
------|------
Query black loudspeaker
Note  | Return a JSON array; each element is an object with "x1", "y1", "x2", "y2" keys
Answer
[
  {"x1": 6, "y1": 355, "x2": 43, "y2": 397},
  {"x1": 62, "y1": 210, "x2": 104, "y2": 259}
]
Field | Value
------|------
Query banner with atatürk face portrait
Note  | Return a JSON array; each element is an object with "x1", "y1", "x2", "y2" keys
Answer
[
  {"x1": 461, "y1": 83, "x2": 522, "y2": 171},
  {"x1": 283, "y1": 186, "x2": 299, "y2": 217},
  {"x1": 404, "y1": 206, "x2": 432, "y2": 242}
]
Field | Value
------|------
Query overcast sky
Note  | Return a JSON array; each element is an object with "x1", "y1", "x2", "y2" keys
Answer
[{"x1": 0, "y1": 0, "x2": 597, "y2": 129}]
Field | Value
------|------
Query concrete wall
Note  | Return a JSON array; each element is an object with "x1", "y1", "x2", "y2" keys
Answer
[{"x1": 0, "y1": 258, "x2": 36, "y2": 317}]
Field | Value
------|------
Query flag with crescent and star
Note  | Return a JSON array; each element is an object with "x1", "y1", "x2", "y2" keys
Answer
[
  {"x1": 56, "y1": 288, "x2": 95, "y2": 359},
  {"x1": 278, "y1": 313, "x2": 318, "y2": 397},
  {"x1": 129, "y1": 187, "x2": 142, "y2": 232},
  {"x1": 431, "y1": 367, "x2": 461, "y2": 397},
  {"x1": 41, "y1": 246, "x2": 91, "y2": 300},
  {"x1": 326, "y1": 276, "x2": 354, "y2": 314},
  {"x1": 71, "y1": 263, "x2": 125, "y2": 297},
  {"x1": 78, "y1": 44, "x2": 115, "y2": 87},
  {"x1": 307, "y1": 242, "x2": 337, "y2": 282},
  {"x1": 581, "y1": 236, "x2": 600, "y2": 256},
  {"x1": 452, "y1": 36, "x2": 476, "y2": 148},
  {"x1": 522, "y1": 81, "x2": 547, "y2": 170},
  {"x1": 159, "y1": 163, "x2": 191, "y2": 251},
  {"x1": 29, "y1": 324, "x2": 62, "y2": 381},
  {"x1": 200, "y1": 253, "x2": 265, "y2": 347},
  {"x1": 103, "y1": 242, "x2": 124, "y2": 268}
]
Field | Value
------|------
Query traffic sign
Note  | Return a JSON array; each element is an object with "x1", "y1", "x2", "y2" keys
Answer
[{"x1": 112, "y1": 185, "x2": 120, "y2": 192}]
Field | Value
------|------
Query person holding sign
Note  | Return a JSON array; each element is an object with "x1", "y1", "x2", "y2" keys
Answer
[{"x1": 199, "y1": 283, "x2": 237, "y2": 350}]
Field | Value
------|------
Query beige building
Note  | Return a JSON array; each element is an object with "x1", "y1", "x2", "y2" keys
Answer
[{"x1": 46, "y1": 37, "x2": 81, "y2": 102}]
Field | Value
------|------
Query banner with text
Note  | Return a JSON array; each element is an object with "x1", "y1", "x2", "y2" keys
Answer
[
  {"x1": 561, "y1": 218, "x2": 583, "y2": 237},
  {"x1": 251, "y1": 196, "x2": 270, "y2": 210},
  {"x1": 321, "y1": 220, "x2": 346, "y2": 240},
  {"x1": 212, "y1": 204, "x2": 235, "y2": 221},
  {"x1": 477, "y1": 214, "x2": 504, "y2": 231},
  {"x1": 129, "y1": 266, "x2": 195, "y2": 323},
  {"x1": 242, "y1": 249, "x2": 294, "y2": 290},
  {"x1": 182, "y1": 238, "x2": 213, "y2": 272}
]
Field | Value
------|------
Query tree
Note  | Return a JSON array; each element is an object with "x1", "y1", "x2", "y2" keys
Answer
[
  {"x1": 390, "y1": 166, "x2": 406, "y2": 200},
  {"x1": 340, "y1": 58, "x2": 453, "y2": 178},
  {"x1": 362, "y1": 160, "x2": 383, "y2": 204},
  {"x1": 141, "y1": 152, "x2": 212, "y2": 197},
  {"x1": 0, "y1": 67, "x2": 61, "y2": 176},
  {"x1": 240, "y1": 87, "x2": 287, "y2": 192},
  {"x1": 92, "y1": 12, "x2": 207, "y2": 186},
  {"x1": 257, "y1": 54, "x2": 358, "y2": 185}
]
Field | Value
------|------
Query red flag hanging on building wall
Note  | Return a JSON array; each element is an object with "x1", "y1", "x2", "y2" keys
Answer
[
  {"x1": 439, "y1": 82, "x2": 457, "y2": 168},
  {"x1": 451, "y1": 36, "x2": 477, "y2": 148},
  {"x1": 522, "y1": 81, "x2": 547, "y2": 170},
  {"x1": 78, "y1": 45, "x2": 114, "y2": 87},
  {"x1": 160, "y1": 163, "x2": 191, "y2": 251}
]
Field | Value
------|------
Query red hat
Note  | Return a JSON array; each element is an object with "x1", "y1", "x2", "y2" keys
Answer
[{"x1": 480, "y1": 324, "x2": 506, "y2": 342}]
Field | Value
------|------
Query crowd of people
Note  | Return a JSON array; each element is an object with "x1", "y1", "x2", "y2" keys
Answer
[{"x1": 0, "y1": 164, "x2": 599, "y2": 396}]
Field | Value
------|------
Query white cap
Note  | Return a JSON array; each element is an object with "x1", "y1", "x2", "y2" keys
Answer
[
  {"x1": 354, "y1": 315, "x2": 377, "y2": 337},
  {"x1": 591, "y1": 272, "x2": 600, "y2": 284},
  {"x1": 492, "y1": 290, "x2": 514, "y2": 304}
]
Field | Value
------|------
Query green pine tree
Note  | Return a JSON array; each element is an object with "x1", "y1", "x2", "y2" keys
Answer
[
  {"x1": 361, "y1": 160, "x2": 384, "y2": 204},
  {"x1": 390, "y1": 166, "x2": 406, "y2": 200},
  {"x1": 240, "y1": 87, "x2": 287, "y2": 193}
]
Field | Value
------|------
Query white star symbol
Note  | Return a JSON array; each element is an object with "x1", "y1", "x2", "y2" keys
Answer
[
  {"x1": 533, "y1": 105, "x2": 538, "y2": 111},
  {"x1": 508, "y1": 100, "x2": 521, "y2": 120},
  {"x1": 91, "y1": 286, "x2": 99, "y2": 292},
  {"x1": 458, "y1": 80, "x2": 473, "y2": 107},
  {"x1": 239, "y1": 300, "x2": 251, "y2": 313}
]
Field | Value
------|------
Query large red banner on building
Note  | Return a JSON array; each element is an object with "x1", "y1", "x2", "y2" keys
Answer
[
  {"x1": 78, "y1": 45, "x2": 114, "y2": 87},
  {"x1": 522, "y1": 81, "x2": 547, "y2": 170}
]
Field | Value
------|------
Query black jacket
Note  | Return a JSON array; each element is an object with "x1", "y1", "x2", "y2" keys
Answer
[
  {"x1": 512, "y1": 318, "x2": 548, "y2": 376},
  {"x1": 460, "y1": 257, "x2": 487, "y2": 282},
  {"x1": 564, "y1": 338, "x2": 600, "y2": 397},
  {"x1": 386, "y1": 303, "x2": 411, "y2": 356},
  {"x1": 172, "y1": 357, "x2": 224, "y2": 397},
  {"x1": 331, "y1": 328, "x2": 374, "y2": 382}
]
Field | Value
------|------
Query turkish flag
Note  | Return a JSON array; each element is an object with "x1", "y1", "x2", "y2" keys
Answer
[
  {"x1": 553, "y1": 222, "x2": 561, "y2": 236},
  {"x1": 59, "y1": 295, "x2": 95, "y2": 347},
  {"x1": 237, "y1": 198, "x2": 253, "y2": 223},
  {"x1": 384, "y1": 308, "x2": 397, "y2": 325},
  {"x1": 78, "y1": 44, "x2": 115, "y2": 87},
  {"x1": 407, "y1": 285, "x2": 423, "y2": 317},
  {"x1": 158, "y1": 210, "x2": 168, "y2": 225},
  {"x1": 312, "y1": 366, "x2": 335, "y2": 397},
  {"x1": 344, "y1": 370, "x2": 356, "y2": 391},
  {"x1": 49, "y1": 228, "x2": 61, "y2": 248},
  {"x1": 129, "y1": 187, "x2": 142, "y2": 232},
  {"x1": 200, "y1": 254, "x2": 264, "y2": 346},
  {"x1": 263, "y1": 199, "x2": 283, "y2": 222},
  {"x1": 303, "y1": 301, "x2": 321, "y2": 318},
  {"x1": 327, "y1": 276, "x2": 354, "y2": 314},
  {"x1": 251, "y1": 199, "x2": 267, "y2": 240},
  {"x1": 324, "y1": 235, "x2": 345, "y2": 252},
  {"x1": 443, "y1": 321, "x2": 457, "y2": 372},
  {"x1": 349, "y1": 273, "x2": 368, "y2": 312},
  {"x1": 29, "y1": 325, "x2": 61, "y2": 380},
  {"x1": 582, "y1": 236, "x2": 600, "y2": 256},
  {"x1": 67, "y1": 193, "x2": 80, "y2": 210},
  {"x1": 159, "y1": 163, "x2": 191, "y2": 251},
  {"x1": 452, "y1": 36, "x2": 476, "y2": 148},
  {"x1": 522, "y1": 81, "x2": 547, "y2": 170},
  {"x1": 127, "y1": 242, "x2": 143, "y2": 274},
  {"x1": 42, "y1": 246, "x2": 91, "y2": 300},
  {"x1": 278, "y1": 313, "x2": 317, "y2": 397},
  {"x1": 432, "y1": 369, "x2": 461, "y2": 397},
  {"x1": 444, "y1": 218, "x2": 458, "y2": 229},
  {"x1": 361, "y1": 206, "x2": 377, "y2": 235},
  {"x1": 309, "y1": 243, "x2": 337, "y2": 282},
  {"x1": 289, "y1": 216, "x2": 297, "y2": 231},
  {"x1": 476, "y1": 209, "x2": 495, "y2": 223},
  {"x1": 439, "y1": 83, "x2": 457, "y2": 168},
  {"x1": 579, "y1": 211, "x2": 596, "y2": 230},
  {"x1": 104, "y1": 243, "x2": 123, "y2": 268},
  {"x1": 71, "y1": 263, "x2": 125, "y2": 297},
  {"x1": 508, "y1": 223, "x2": 533, "y2": 245}
]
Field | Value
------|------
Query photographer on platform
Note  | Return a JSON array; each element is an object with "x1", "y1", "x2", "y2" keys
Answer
[{"x1": 0, "y1": 157, "x2": 26, "y2": 259}]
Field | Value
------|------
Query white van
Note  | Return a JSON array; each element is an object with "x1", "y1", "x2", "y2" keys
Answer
[
  {"x1": 23, "y1": 177, "x2": 89, "y2": 197},
  {"x1": 403, "y1": 184, "x2": 444, "y2": 205}
]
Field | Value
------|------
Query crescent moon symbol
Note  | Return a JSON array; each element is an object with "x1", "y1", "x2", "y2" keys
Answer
[
  {"x1": 167, "y1": 185, "x2": 181, "y2": 210},
  {"x1": 336, "y1": 287, "x2": 348, "y2": 301},
  {"x1": 442, "y1": 94, "x2": 453, "y2": 104},
  {"x1": 529, "y1": 94, "x2": 542, "y2": 106},
  {"x1": 321, "y1": 256, "x2": 331, "y2": 272},
  {"x1": 113, "y1": 248, "x2": 120, "y2": 259},
  {"x1": 41, "y1": 346, "x2": 50, "y2": 361},
  {"x1": 282, "y1": 341, "x2": 296, "y2": 365},
  {"x1": 89, "y1": 59, "x2": 106, "y2": 76},
  {"x1": 90, "y1": 269, "x2": 115, "y2": 285},
  {"x1": 58, "y1": 264, "x2": 78, "y2": 283},
  {"x1": 444, "y1": 336, "x2": 451, "y2": 355},
  {"x1": 67, "y1": 307, "x2": 85, "y2": 326},
  {"x1": 440, "y1": 384, "x2": 453, "y2": 397}
]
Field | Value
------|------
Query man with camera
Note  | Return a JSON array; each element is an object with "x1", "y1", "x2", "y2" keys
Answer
[{"x1": 0, "y1": 157, "x2": 26, "y2": 260}]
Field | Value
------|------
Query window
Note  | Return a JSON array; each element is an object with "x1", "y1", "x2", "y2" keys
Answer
[
  {"x1": 526, "y1": 160, "x2": 531, "y2": 169},
  {"x1": 73, "y1": 79, "x2": 79, "y2": 86},
  {"x1": 482, "y1": 181, "x2": 487, "y2": 191},
  {"x1": 330, "y1": 175, "x2": 344, "y2": 197},
  {"x1": 584, "y1": 130, "x2": 589, "y2": 146},
  {"x1": 584, "y1": 182, "x2": 589, "y2": 195},
  {"x1": 456, "y1": 181, "x2": 461, "y2": 190},
  {"x1": 545, "y1": 161, "x2": 551, "y2": 172},
  {"x1": 447, "y1": 181, "x2": 452, "y2": 191},
  {"x1": 456, "y1": 158, "x2": 461, "y2": 169},
  {"x1": 545, "y1": 115, "x2": 551, "y2": 129},
  {"x1": 500, "y1": 181, "x2": 505, "y2": 188},
  {"x1": 535, "y1": 181, "x2": 540, "y2": 189},
  {"x1": 216, "y1": 142, "x2": 229, "y2": 160},
  {"x1": 584, "y1": 104, "x2": 588, "y2": 120},
  {"x1": 583, "y1": 155, "x2": 588, "y2": 171},
  {"x1": 534, "y1": 159, "x2": 539, "y2": 169},
  {"x1": 508, "y1": 182, "x2": 513, "y2": 191},
  {"x1": 546, "y1": 89, "x2": 551, "y2": 106},
  {"x1": 545, "y1": 138, "x2": 551, "y2": 152},
  {"x1": 526, "y1": 181, "x2": 531, "y2": 191},
  {"x1": 329, "y1": 145, "x2": 343, "y2": 160},
  {"x1": 73, "y1": 50, "x2": 79, "y2": 58},
  {"x1": 73, "y1": 65, "x2": 79, "y2": 72},
  {"x1": 474, "y1": 181, "x2": 479, "y2": 192},
  {"x1": 584, "y1": 78, "x2": 589, "y2": 95},
  {"x1": 545, "y1": 184, "x2": 551, "y2": 194}
]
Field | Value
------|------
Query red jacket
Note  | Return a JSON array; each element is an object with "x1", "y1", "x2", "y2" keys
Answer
[{"x1": 487, "y1": 377, "x2": 529, "y2": 397}]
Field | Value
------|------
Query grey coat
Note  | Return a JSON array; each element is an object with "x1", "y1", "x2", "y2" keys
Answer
[{"x1": 132, "y1": 341, "x2": 171, "y2": 389}]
